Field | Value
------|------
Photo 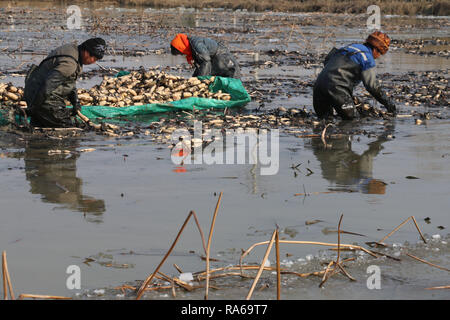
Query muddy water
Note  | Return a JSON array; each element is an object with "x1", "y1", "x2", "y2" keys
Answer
[
  {"x1": 0, "y1": 5, "x2": 449, "y2": 300},
  {"x1": 1, "y1": 117, "x2": 449, "y2": 299}
]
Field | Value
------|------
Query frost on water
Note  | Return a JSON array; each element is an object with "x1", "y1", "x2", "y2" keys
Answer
[
  {"x1": 179, "y1": 272, "x2": 194, "y2": 282},
  {"x1": 432, "y1": 234, "x2": 441, "y2": 241},
  {"x1": 93, "y1": 289, "x2": 105, "y2": 295},
  {"x1": 281, "y1": 259, "x2": 294, "y2": 267}
]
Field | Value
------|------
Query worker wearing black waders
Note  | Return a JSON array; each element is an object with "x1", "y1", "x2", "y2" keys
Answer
[
  {"x1": 24, "y1": 38, "x2": 107, "y2": 127},
  {"x1": 170, "y1": 33, "x2": 241, "y2": 79},
  {"x1": 313, "y1": 31, "x2": 396, "y2": 120}
]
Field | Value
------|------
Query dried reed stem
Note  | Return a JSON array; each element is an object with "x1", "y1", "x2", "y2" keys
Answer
[
  {"x1": 319, "y1": 261, "x2": 335, "y2": 288},
  {"x1": 136, "y1": 210, "x2": 200, "y2": 299},
  {"x1": 336, "y1": 214, "x2": 343, "y2": 264},
  {"x1": 294, "y1": 191, "x2": 347, "y2": 196},
  {"x1": 157, "y1": 271, "x2": 193, "y2": 291},
  {"x1": 195, "y1": 265, "x2": 281, "y2": 277},
  {"x1": 318, "y1": 215, "x2": 356, "y2": 287},
  {"x1": 406, "y1": 253, "x2": 450, "y2": 272},
  {"x1": 192, "y1": 211, "x2": 208, "y2": 255},
  {"x1": 144, "y1": 285, "x2": 172, "y2": 292},
  {"x1": 18, "y1": 294, "x2": 71, "y2": 300},
  {"x1": 2, "y1": 251, "x2": 7, "y2": 300},
  {"x1": 425, "y1": 285, "x2": 450, "y2": 290},
  {"x1": 410, "y1": 216, "x2": 427, "y2": 244},
  {"x1": 2, "y1": 251, "x2": 8, "y2": 300},
  {"x1": 334, "y1": 215, "x2": 355, "y2": 282},
  {"x1": 377, "y1": 216, "x2": 426, "y2": 246},
  {"x1": 205, "y1": 192, "x2": 223, "y2": 300},
  {"x1": 173, "y1": 264, "x2": 183, "y2": 274},
  {"x1": 240, "y1": 240, "x2": 378, "y2": 274},
  {"x1": 282, "y1": 270, "x2": 325, "y2": 278},
  {"x1": 2, "y1": 251, "x2": 14, "y2": 300},
  {"x1": 275, "y1": 229, "x2": 281, "y2": 300},
  {"x1": 336, "y1": 263, "x2": 356, "y2": 281},
  {"x1": 196, "y1": 272, "x2": 255, "y2": 281},
  {"x1": 246, "y1": 230, "x2": 277, "y2": 300},
  {"x1": 171, "y1": 279, "x2": 176, "y2": 298},
  {"x1": 282, "y1": 258, "x2": 356, "y2": 280}
]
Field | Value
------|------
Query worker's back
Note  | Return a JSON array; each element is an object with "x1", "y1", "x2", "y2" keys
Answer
[
  {"x1": 24, "y1": 43, "x2": 81, "y2": 111},
  {"x1": 315, "y1": 44, "x2": 375, "y2": 98}
]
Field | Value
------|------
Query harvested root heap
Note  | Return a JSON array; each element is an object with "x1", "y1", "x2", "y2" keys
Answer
[
  {"x1": 77, "y1": 71, "x2": 231, "y2": 107},
  {"x1": 0, "y1": 83, "x2": 26, "y2": 106}
]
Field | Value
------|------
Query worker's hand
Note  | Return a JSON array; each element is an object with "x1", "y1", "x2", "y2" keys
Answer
[
  {"x1": 71, "y1": 100, "x2": 81, "y2": 116},
  {"x1": 69, "y1": 90, "x2": 81, "y2": 116},
  {"x1": 384, "y1": 101, "x2": 396, "y2": 115}
]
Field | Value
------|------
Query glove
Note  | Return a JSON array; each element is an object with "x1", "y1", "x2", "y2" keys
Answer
[
  {"x1": 72, "y1": 100, "x2": 81, "y2": 116},
  {"x1": 69, "y1": 90, "x2": 80, "y2": 116},
  {"x1": 384, "y1": 101, "x2": 396, "y2": 115}
]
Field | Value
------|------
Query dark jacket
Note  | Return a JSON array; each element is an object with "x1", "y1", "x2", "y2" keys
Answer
[
  {"x1": 189, "y1": 36, "x2": 240, "y2": 79},
  {"x1": 24, "y1": 43, "x2": 82, "y2": 127},
  {"x1": 313, "y1": 44, "x2": 395, "y2": 119}
]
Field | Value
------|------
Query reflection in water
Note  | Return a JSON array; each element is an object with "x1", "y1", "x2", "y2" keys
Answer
[
  {"x1": 308, "y1": 125, "x2": 395, "y2": 195},
  {"x1": 21, "y1": 138, "x2": 105, "y2": 223}
]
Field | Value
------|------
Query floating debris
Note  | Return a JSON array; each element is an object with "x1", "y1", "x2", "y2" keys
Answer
[{"x1": 305, "y1": 219, "x2": 323, "y2": 225}]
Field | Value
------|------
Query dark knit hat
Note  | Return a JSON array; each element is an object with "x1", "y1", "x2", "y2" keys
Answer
[{"x1": 80, "y1": 38, "x2": 107, "y2": 59}]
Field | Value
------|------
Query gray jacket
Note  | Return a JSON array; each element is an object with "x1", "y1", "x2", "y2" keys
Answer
[
  {"x1": 189, "y1": 36, "x2": 240, "y2": 79},
  {"x1": 315, "y1": 45, "x2": 394, "y2": 110}
]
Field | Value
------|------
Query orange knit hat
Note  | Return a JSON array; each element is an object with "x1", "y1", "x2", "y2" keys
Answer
[
  {"x1": 366, "y1": 31, "x2": 390, "y2": 55},
  {"x1": 171, "y1": 34, "x2": 193, "y2": 64}
]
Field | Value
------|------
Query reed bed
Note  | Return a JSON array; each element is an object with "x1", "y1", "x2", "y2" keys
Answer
[
  {"x1": 128, "y1": 196, "x2": 448, "y2": 300},
  {"x1": 33, "y1": 0, "x2": 449, "y2": 16},
  {"x1": 2, "y1": 194, "x2": 449, "y2": 300}
]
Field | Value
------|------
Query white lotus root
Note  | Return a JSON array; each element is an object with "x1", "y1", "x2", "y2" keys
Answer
[
  {"x1": 77, "y1": 72, "x2": 231, "y2": 107},
  {"x1": 0, "y1": 83, "x2": 24, "y2": 104}
]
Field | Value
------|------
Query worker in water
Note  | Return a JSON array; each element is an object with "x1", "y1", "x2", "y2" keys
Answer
[
  {"x1": 313, "y1": 31, "x2": 396, "y2": 120},
  {"x1": 24, "y1": 38, "x2": 107, "y2": 127},
  {"x1": 22, "y1": 139, "x2": 106, "y2": 222},
  {"x1": 309, "y1": 122, "x2": 395, "y2": 195},
  {"x1": 170, "y1": 33, "x2": 241, "y2": 79}
]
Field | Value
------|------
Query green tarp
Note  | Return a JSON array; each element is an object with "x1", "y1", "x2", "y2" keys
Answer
[
  {"x1": 78, "y1": 75, "x2": 250, "y2": 120},
  {"x1": 0, "y1": 75, "x2": 250, "y2": 126}
]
